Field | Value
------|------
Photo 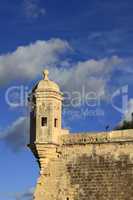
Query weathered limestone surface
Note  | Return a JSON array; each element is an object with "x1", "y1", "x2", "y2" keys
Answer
[
  {"x1": 29, "y1": 70, "x2": 133, "y2": 200},
  {"x1": 30, "y1": 130, "x2": 133, "y2": 200}
]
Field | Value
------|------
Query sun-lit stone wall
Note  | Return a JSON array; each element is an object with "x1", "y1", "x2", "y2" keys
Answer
[{"x1": 32, "y1": 129, "x2": 133, "y2": 200}]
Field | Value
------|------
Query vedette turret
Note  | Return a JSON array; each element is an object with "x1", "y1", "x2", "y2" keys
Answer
[
  {"x1": 29, "y1": 69, "x2": 65, "y2": 145},
  {"x1": 28, "y1": 69, "x2": 69, "y2": 200}
]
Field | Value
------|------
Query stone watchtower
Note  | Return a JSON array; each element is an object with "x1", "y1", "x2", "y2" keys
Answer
[
  {"x1": 28, "y1": 69, "x2": 69, "y2": 199},
  {"x1": 29, "y1": 69, "x2": 63, "y2": 144}
]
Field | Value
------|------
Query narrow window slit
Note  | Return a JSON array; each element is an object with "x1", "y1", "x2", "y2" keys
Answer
[
  {"x1": 41, "y1": 117, "x2": 47, "y2": 127},
  {"x1": 54, "y1": 118, "x2": 58, "y2": 127}
]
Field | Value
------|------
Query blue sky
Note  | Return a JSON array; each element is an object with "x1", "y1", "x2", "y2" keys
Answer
[{"x1": 0, "y1": 0, "x2": 133, "y2": 199}]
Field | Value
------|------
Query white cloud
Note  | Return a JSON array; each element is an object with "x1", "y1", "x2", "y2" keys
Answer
[
  {"x1": 0, "y1": 117, "x2": 29, "y2": 151},
  {"x1": 0, "y1": 39, "x2": 70, "y2": 85},
  {"x1": 23, "y1": 0, "x2": 46, "y2": 20},
  {"x1": 0, "y1": 37, "x2": 125, "y2": 103},
  {"x1": 49, "y1": 55, "x2": 122, "y2": 97}
]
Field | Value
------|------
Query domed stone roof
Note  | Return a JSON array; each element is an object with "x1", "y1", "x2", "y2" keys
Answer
[{"x1": 34, "y1": 69, "x2": 60, "y2": 92}]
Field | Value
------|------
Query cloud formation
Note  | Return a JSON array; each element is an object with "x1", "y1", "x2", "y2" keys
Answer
[
  {"x1": 0, "y1": 39, "x2": 70, "y2": 85},
  {"x1": 0, "y1": 38, "x2": 123, "y2": 98},
  {"x1": 0, "y1": 37, "x2": 126, "y2": 113},
  {"x1": 50, "y1": 55, "x2": 122, "y2": 98},
  {"x1": 23, "y1": 0, "x2": 46, "y2": 20},
  {"x1": 0, "y1": 117, "x2": 29, "y2": 151}
]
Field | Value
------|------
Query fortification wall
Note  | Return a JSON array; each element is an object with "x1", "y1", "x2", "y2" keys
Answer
[{"x1": 33, "y1": 130, "x2": 133, "y2": 200}]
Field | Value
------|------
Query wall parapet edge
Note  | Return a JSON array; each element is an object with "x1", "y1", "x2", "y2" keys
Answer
[{"x1": 60, "y1": 129, "x2": 133, "y2": 145}]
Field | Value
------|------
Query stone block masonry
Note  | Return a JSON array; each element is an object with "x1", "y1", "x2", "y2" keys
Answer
[{"x1": 30, "y1": 130, "x2": 133, "y2": 200}]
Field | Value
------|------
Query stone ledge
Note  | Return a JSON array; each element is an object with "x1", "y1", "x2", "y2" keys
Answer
[{"x1": 61, "y1": 129, "x2": 133, "y2": 145}]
